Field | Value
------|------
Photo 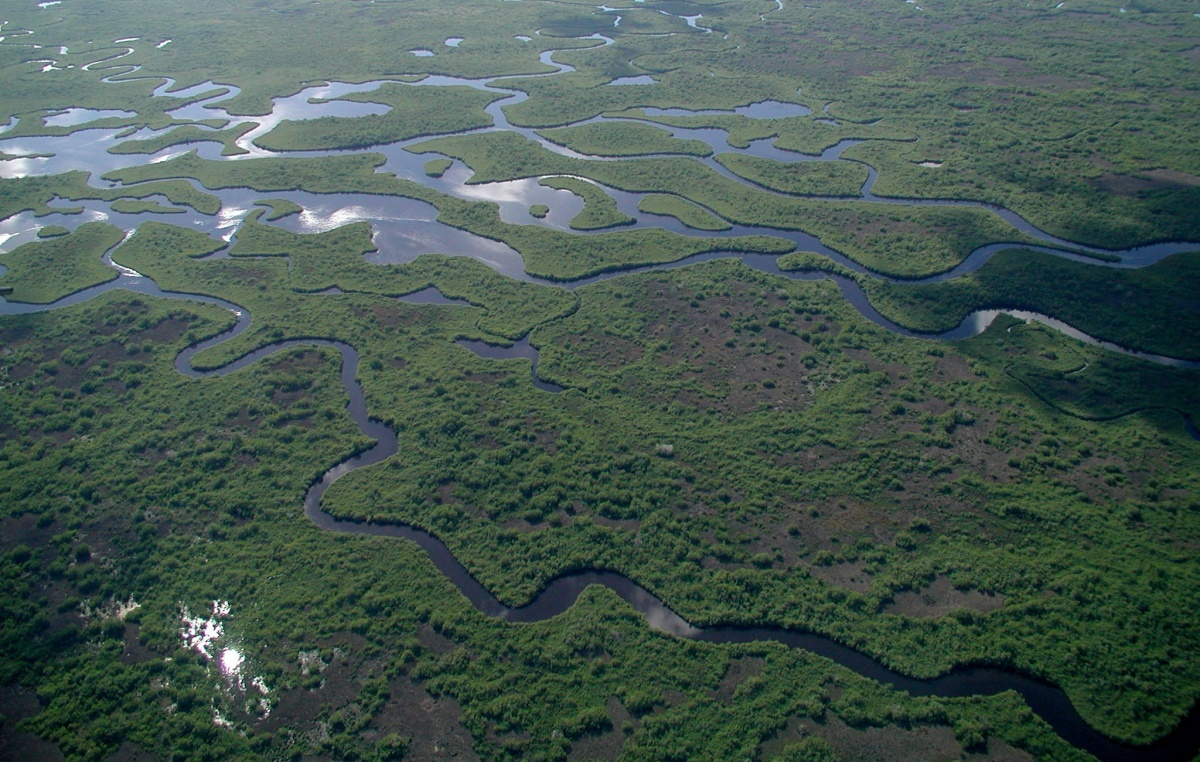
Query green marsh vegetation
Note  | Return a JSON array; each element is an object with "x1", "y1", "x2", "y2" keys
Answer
[
  {"x1": 254, "y1": 85, "x2": 505, "y2": 151},
  {"x1": 6, "y1": 226, "x2": 1193, "y2": 760},
  {"x1": 412, "y1": 130, "x2": 1039, "y2": 277},
  {"x1": 0, "y1": 222, "x2": 124, "y2": 302},
  {"x1": 619, "y1": 108, "x2": 913, "y2": 155},
  {"x1": 1, "y1": 217, "x2": 1198, "y2": 759},
  {"x1": 860, "y1": 249, "x2": 1200, "y2": 361},
  {"x1": 3, "y1": 0, "x2": 1200, "y2": 759},
  {"x1": 510, "y1": 1, "x2": 1198, "y2": 248},
  {"x1": 0, "y1": 0, "x2": 601, "y2": 118},
  {"x1": 537, "y1": 121, "x2": 714, "y2": 157},
  {"x1": 0, "y1": 171, "x2": 221, "y2": 218},
  {"x1": 628, "y1": 1, "x2": 1199, "y2": 248},
  {"x1": 154, "y1": 215, "x2": 579, "y2": 343},
  {"x1": 104, "y1": 151, "x2": 794, "y2": 280},
  {"x1": 3, "y1": 0, "x2": 1197, "y2": 249},
  {"x1": 714, "y1": 154, "x2": 869, "y2": 198},
  {"x1": 109, "y1": 197, "x2": 185, "y2": 215},
  {"x1": 423, "y1": 158, "x2": 454, "y2": 178},
  {"x1": 537, "y1": 175, "x2": 635, "y2": 230},
  {"x1": 253, "y1": 197, "x2": 303, "y2": 222},
  {"x1": 0, "y1": 284, "x2": 1084, "y2": 758},
  {"x1": 637, "y1": 194, "x2": 730, "y2": 231},
  {"x1": 322, "y1": 258, "x2": 1200, "y2": 746},
  {"x1": 492, "y1": 66, "x2": 803, "y2": 130},
  {"x1": 108, "y1": 122, "x2": 256, "y2": 157}
]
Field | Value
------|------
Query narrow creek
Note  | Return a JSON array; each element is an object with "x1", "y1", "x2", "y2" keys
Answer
[
  {"x1": 2, "y1": 30, "x2": 1196, "y2": 286},
  {"x1": 2, "y1": 245, "x2": 1199, "y2": 760},
  {"x1": 2, "y1": 20, "x2": 1200, "y2": 761}
]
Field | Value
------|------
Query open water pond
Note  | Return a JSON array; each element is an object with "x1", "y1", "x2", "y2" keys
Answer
[
  {"x1": 0, "y1": 128, "x2": 156, "y2": 179},
  {"x1": 457, "y1": 337, "x2": 564, "y2": 392},
  {"x1": 0, "y1": 213, "x2": 48, "y2": 252},
  {"x1": 395, "y1": 286, "x2": 470, "y2": 306},
  {"x1": 260, "y1": 190, "x2": 529, "y2": 277},
  {"x1": 3, "y1": 23, "x2": 1200, "y2": 762},
  {"x1": 608, "y1": 75, "x2": 656, "y2": 85},
  {"x1": 172, "y1": 81, "x2": 391, "y2": 155},
  {"x1": 642, "y1": 100, "x2": 812, "y2": 119},
  {"x1": 43, "y1": 108, "x2": 137, "y2": 127},
  {"x1": 435, "y1": 171, "x2": 586, "y2": 229}
]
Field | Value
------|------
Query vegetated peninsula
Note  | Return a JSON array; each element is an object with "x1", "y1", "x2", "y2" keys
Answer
[{"x1": 0, "y1": 1, "x2": 1198, "y2": 761}]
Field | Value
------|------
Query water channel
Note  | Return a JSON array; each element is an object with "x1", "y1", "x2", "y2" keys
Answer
[{"x1": 2, "y1": 20, "x2": 1200, "y2": 760}]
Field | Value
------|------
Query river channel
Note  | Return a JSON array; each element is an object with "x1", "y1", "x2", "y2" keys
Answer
[{"x1": 2, "y1": 20, "x2": 1200, "y2": 761}]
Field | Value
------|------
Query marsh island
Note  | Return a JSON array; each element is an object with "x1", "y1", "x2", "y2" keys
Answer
[{"x1": 1, "y1": 1, "x2": 1199, "y2": 760}]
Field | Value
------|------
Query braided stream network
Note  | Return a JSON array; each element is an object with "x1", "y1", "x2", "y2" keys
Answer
[{"x1": 2, "y1": 11, "x2": 1200, "y2": 760}]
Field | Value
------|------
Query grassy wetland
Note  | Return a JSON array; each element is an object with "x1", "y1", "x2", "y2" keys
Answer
[{"x1": 1, "y1": 1, "x2": 1199, "y2": 761}]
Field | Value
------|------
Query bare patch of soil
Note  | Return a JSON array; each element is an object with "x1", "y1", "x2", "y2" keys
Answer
[
  {"x1": 761, "y1": 713, "x2": 1033, "y2": 762},
  {"x1": 1138, "y1": 168, "x2": 1200, "y2": 188},
  {"x1": 268, "y1": 348, "x2": 326, "y2": 374},
  {"x1": 742, "y1": 493, "x2": 931, "y2": 571},
  {"x1": 758, "y1": 715, "x2": 808, "y2": 760},
  {"x1": 926, "y1": 60, "x2": 1096, "y2": 89},
  {"x1": 417, "y1": 624, "x2": 460, "y2": 655},
  {"x1": 711, "y1": 657, "x2": 765, "y2": 703},
  {"x1": 810, "y1": 715, "x2": 974, "y2": 761},
  {"x1": 1092, "y1": 172, "x2": 1179, "y2": 197},
  {"x1": 818, "y1": 500, "x2": 908, "y2": 549},
  {"x1": 810, "y1": 561, "x2": 873, "y2": 592},
  {"x1": 260, "y1": 635, "x2": 372, "y2": 734},
  {"x1": 554, "y1": 332, "x2": 643, "y2": 372},
  {"x1": 462, "y1": 370, "x2": 509, "y2": 385},
  {"x1": 135, "y1": 317, "x2": 194, "y2": 345},
  {"x1": 0, "y1": 684, "x2": 65, "y2": 762},
  {"x1": 592, "y1": 514, "x2": 641, "y2": 532},
  {"x1": 370, "y1": 303, "x2": 422, "y2": 330},
  {"x1": 936, "y1": 353, "x2": 979, "y2": 382},
  {"x1": 635, "y1": 281, "x2": 825, "y2": 414},
  {"x1": 567, "y1": 696, "x2": 631, "y2": 761},
  {"x1": 0, "y1": 513, "x2": 57, "y2": 557},
  {"x1": 108, "y1": 741, "x2": 159, "y2": 761},
  {"x1": 884, "y1": 576, "x2": 1005, "y2": 618},
  {"x1": 845, "y1": 348, "x2": 908, "y2": 383},
  {"x1": 120, "y1": 624, "x2": 158, "y2": 665},
  {"x1": 369, "y1": 676, "x2": 480, "y2": 760},
  {"x1": 1179, "y1": 45, "x2": 1200, "y2": 65},
  {"x1": 225, "y1": 407, "x2": 263, "y2": 432}
]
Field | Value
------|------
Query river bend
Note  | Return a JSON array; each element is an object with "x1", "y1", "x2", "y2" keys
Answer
[{"x1": 2, "y1": 20, "x2": 1200, "y2": 762}]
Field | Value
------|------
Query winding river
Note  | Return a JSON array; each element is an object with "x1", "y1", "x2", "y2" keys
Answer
[
  {"x1": 2, "y1": 17, "x2": 1200, "y2": 761},
  {"x1": 2, "y1": 230, "x2": 1199, "y2": 761}
]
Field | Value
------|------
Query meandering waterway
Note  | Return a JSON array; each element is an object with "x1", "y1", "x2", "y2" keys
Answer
[
  {"x1": 2, "y1": 20, "x2": 1200, "y2": 760},
  {"x1": 1, "y1": 31, "x2": 1195, "y2": 287},
  {"x1": 5, "y1": 265, "x2": 1197, "y2": 760}
]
